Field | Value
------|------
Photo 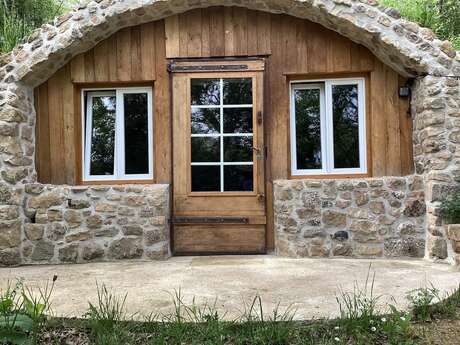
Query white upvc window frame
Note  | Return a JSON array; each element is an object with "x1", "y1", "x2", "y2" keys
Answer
[
  {"x1": 82, "y1": 87, "x2": 154, "y2": 182},
  {"x1": 290, "y1": 78, "x2": 367, "y2": 176}
]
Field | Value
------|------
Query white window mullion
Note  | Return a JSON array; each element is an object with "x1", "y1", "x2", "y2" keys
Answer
[
  {"x1": 358, "y1": 80, "x2": 367, "y2": 173},
  {"x1": 324, "y1": 81, "x2": 334, "y2": 174},
  {"x1": 115, "y1": 90, "x2": 124, "y2": 179}
]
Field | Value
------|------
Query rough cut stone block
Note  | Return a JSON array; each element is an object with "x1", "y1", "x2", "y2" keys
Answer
[
  {"x1": 24, "y1": 224, "x2": 44, "y2": 241},
  {"x1": 31, "y1": 241, "x2": 54, "y2": 261},
  {"x1": 447, "y1": 224, "x2": 460, "y2": 241},
  {"x1": 109, "y1": 238, "x2": 143, "y2": 259}
]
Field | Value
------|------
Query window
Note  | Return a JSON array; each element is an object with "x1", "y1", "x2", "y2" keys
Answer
[
  {"x1": 82, "y1": 87, "x2": 153, "y2": 181},
  {"x1": 190, "y1": 78, "x2": 254, "y2": 192},
  {"x1": 290, "y1": 78, "x2": 366, "y2": 175}
]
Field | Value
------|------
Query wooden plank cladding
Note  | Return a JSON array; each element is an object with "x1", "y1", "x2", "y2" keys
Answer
[
  {"x1": 35, "y1": 21, "x2": 167, "y2": 184},
  {"x1": 70, "y1": 22, "x2": 157, "y2": 83},
  {"x1": 35, "y1": 8, "x2": 413, "y2": 185},
  {"x1": 174, "y1": 225, "x2": 266, "y2": 254},
  {"x1": 165, "y1": 8, "x2": 271, "y2": 58}
]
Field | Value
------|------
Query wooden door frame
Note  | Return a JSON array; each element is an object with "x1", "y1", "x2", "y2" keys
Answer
[{"x1": 169, "y1": 59, "x2": 268, "y2": 255}]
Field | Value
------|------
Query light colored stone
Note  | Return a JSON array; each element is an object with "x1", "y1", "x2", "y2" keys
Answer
[
  {"x1": 28, "y1": 191, "x2": 64, "y2": 209},
  {"x1": 447, "y1": 225, "x2": 460, "y2": 241},
  {"x1": 24, "y1": 224, "x2": 44, "y2": 241},
  {"x1": 0, "y1": 221, "x2": 21, "y2": 249},
  {"x1": 322, "y1": 210, "x2": 346, "y2": 228}
]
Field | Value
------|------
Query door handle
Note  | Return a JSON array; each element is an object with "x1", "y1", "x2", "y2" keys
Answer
[{"x1": 257, "y1": 194, "x2": 265, "y2": 202}]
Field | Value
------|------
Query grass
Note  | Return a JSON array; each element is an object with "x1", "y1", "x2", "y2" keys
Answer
[
  {"x1": 1, "y1": 272, "x2": 459, "y2": 345},
  {"x1": 379, "y1": 0, "x2": 460, "y2": 50}
]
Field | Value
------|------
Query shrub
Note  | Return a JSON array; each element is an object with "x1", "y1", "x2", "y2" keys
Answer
[
  {"x1": 379, "y1": 0, "x2": 460, "y2": 50},
  {"x1": 440, "y1": 191, "x2": 460, "y2": 224},
  {"x1": 0, "y1": 276, "x2": 56, "y2": 345},
  {"x1": 0, "y1": 0, "x2": 72, "y2": 53}
]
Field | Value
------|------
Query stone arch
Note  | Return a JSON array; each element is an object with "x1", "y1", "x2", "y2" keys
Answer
[
  {"x1": 0, "y1": 0, "x2": 458, "y2": 87},
  {"x1": 0, "y1": 0, "x2": 459, "y2": 266}
]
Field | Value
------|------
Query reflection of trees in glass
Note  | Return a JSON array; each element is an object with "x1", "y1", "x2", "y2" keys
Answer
[
  {"x1": 124, "y1": 93, "x2": 148, "y2": 174},
  {"x1": 224, "y1": 136, "x2": 253, "y2": 162},
  {"x1": 223, "y1": 78, "x2": 252, "y2": 104},
  {"x1": 332, "y1": 85, "x2": 359, "y2": 169},
  {"x1": 90, "y1": 96, "x2": 116, "y2": 175},
  {"x1": 223, "y1": 108, "x2": 253, "y2": 133},
  {"x1": 191, "y1": 108, "x2": 220, "y2": 134},
  {"x1": 295, "y1": 89, "x2": 322, "y2": 170},
  {"x1": 224, "y1": 165, "x2": 253, "y2": 191},
  {"x1": 191, "y1": 137, "x2": 220, "y2": 162},
  {"x1": 191, "y1": 166, "x2": 220, "y2": 192},
  {"x1": 191, "y1": 79, "x2": 220, "y2": 105}
]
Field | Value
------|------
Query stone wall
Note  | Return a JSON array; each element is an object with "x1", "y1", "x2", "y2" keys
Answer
[
  {"x1": 274, "y1": 176, "x2": 426, "y2": 258},
  {"x1": 0, "y1": 184, "x2": 170, "y2": 265},
  {"x1": 0, "y1": 0, "x2": 459, "y2": 266},
  {"x1": 412, "y1": 76, "x2": 460, "y2": 265}
]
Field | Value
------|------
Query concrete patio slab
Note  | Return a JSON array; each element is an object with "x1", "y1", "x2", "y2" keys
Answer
[{"x1": 1, "y1": 256, "x2": 459, "y2": 320}]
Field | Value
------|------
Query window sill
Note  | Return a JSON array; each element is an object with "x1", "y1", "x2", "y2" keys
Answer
[
  {"x1": 289, "y1": 173, "x2": 370, "y2": 180},
  {"x1": 79, "y1": 179, "x2": 155, "y2": 185}
]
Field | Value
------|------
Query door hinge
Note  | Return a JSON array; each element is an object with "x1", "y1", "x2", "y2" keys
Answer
[{"x1": 257, "y1": 111, "x2": 263, "y2": 125}]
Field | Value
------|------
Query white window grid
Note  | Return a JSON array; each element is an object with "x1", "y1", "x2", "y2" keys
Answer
[
  {"x1": 290, "y1": 78, "x2": 367, "y2": 176},
  {"x1": 82, "y1": 87, "x2": 154, "y2": 182},
  {"x1": 191, "y1": 78, "x2": 254, "y2": 192}
]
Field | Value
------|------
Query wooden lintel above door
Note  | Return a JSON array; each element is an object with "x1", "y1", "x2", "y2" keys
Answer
[{"x1": 168, "y1": 59, "x2": 265, "y2": 73}]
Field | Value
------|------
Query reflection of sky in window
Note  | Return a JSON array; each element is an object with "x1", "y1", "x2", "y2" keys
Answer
[
  {"x1": 101, "y1": 96, "x2": 116, "y2": 111},
  {"x1": 333, "y1": 85, "x2": 358, "y2": 122}
]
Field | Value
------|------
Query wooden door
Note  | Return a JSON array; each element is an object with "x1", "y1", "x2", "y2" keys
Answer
[{"x1": 171, "y1": 61, "x2": 266, "y2": 254}]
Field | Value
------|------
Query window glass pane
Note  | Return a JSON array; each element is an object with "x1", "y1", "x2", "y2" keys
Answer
[
  {"x1": 191, "y1": 79, "x2": 220, "y2": 105},
  {"x1": 294, "y1": 88, "x2": 322, "y2": 170},
  {"x1": 223, "y1": 78, "x2": 252, "y2": 105},
  {"x1": 223, "y1": 108, "x2": 253, "y2": 133},
  {"x1": 224, "y1": 165, "x2": 253, "y2": 191},
  {"x1": 124, "y1": 93, "x2": 149, "y2": 175},
  {"x1": 332, "y1": 84, "x2": 360, "y2": 169},
  {"x1": 191, "y1": 108, "x2": 220, "y2": 134},
  {"x1": 192, "y1": 166, "x2": 220, "y2": 192},
  {"x1": 191, "y1": 137, "x2": 220, "y2": 162},
  {"x1": 89, "y1": 95, "x2": 116, "y2": 176},
  {"x1": 224, "y1": 137, "x2": 253, "y2": 162}
]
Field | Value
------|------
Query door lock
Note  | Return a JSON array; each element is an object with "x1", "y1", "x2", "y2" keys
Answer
[{"x1": 257, "y1": 194, "x2": 265, "y2": 202}]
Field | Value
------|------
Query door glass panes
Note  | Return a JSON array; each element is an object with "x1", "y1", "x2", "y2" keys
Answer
[
  {"x1": 223, "y1": 78, "x2": 252, "y2": 104},
  {"x1": 294, "y1": 88, "x2": 322, "y2": 170},
  {"x1": 89, "y1": 94, "x2": 116, "y2": 176},
  {"x1": 124, "y1": 93, "x2": 149, "y2": 175},
  {"x1": 191, "y1": 137, "x2": 220, "y2": 162},
  {"x1": 224, "y1": 137, "x2": 253, "y2": 162},
  {"x1": 191, "y1": 79, "x2": 220, "y2": 105},
  {"x1": 223, "y1": 108, "x2": 253, "y2": 133},
  {"x1": 191, "y1": 108, "x2": 220, "y2": 134},
  {"x1": 192, "y1": 166, "x2": 221, "y2": 191},
  {"x1": 332, "y1": 84, "x2": 360, "y2": 169},
  {"x1": 191, "y1": 78, "x2": 254, "y2": 192},
  {"x1": 224, "y1": 165, "x2": 253, "y2": 192}
]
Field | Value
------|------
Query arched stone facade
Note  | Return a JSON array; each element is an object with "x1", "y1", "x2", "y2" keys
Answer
[{"x1": 0, "y1": 0, "x2": 459, "y2": 265}]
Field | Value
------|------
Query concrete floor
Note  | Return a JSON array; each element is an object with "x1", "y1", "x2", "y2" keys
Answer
[{"x1": 0, "y1": 256, "x2": 459, "y2": 320}]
